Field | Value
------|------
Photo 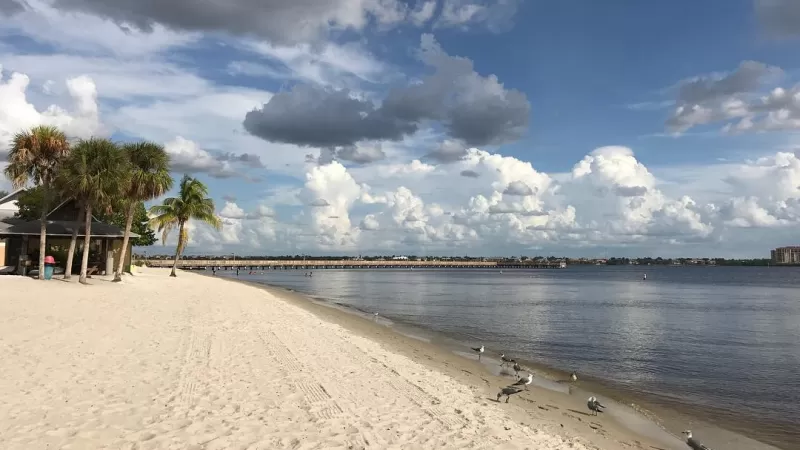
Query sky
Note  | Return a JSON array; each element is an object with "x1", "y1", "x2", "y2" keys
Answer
[{"x1": 2, "y1": 0, "x2": 800, "y2": 258}]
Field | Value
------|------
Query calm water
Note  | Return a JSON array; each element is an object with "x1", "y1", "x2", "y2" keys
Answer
[{"x1": 220, "y1": 265, "x2": 800, "y2": 446}]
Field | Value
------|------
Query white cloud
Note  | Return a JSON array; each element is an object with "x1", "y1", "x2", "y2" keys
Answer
[
  {"x1": 220, "y1": 201, "x2": 246, "y2": 219},
  {"x1": 241, "y1": 40, "x2": 391, "y2": 88},
  {"x1": 0, "y1": 0, "x2": 196, "y2": 57},
  {"x1": 662, "y1": 60, "x2": 800, "y2": 134},
  {"x1": 0, "y1": 68, "x2": 102, "y2": 153}
]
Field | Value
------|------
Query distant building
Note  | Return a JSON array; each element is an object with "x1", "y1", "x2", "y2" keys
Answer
[
  {"x1": 391, "y1": 255, "x2": 409, "y2": 260},
  {"x1": 771, "y1": 247, "x2": 800, "y2": 264}
]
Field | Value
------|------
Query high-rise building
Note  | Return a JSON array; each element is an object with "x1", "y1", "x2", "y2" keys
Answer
[{"x1": 771, "y1": 247, "x2": 800, "y2": 264}]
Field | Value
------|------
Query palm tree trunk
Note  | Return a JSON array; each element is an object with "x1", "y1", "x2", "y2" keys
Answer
[
  {"x1": 113, "y1": 202, "x2": 136, "y2": 282},
  {"x1": 37, "y1": 183, "x2": 50, "y2": 280},
  {"x1": 170, "y1": 221, "x2": 185, "y2": 277},
  {"x1": 63, "y1": 202, "x2": 84, "y2": 280},
  {"x1": 79, "y1": 202, "x2": 92, "y2": 285}
]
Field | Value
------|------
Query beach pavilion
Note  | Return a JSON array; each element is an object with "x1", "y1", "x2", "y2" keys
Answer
[{"x1": 0, "y1": 189, "x2": 135, "y2": 276}]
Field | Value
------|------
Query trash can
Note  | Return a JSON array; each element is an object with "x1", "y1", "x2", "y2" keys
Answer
[{"x1": 44, "y1": 255, "x2": 55, "y2": 280}]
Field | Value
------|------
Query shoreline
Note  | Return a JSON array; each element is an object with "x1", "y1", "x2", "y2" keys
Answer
[
  {"x1": 220, "y1": 272, "x2": 788, "y2": 450},
  {"x1": 1, "y1": 267, "x2": 654, "y2": 450}
]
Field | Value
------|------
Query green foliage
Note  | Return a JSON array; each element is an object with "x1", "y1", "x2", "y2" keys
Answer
[
  {"x1": 12, "y1": 185, "x2": 156, "y2": 245},
  {"x1": 3, "y1": 125, "x2": 70, "y2": 190},
  {"x1": 121, "y1": 141, "x2": 173, "y2": 202},
  {"x1": 149, "y1": 174, "x2": 222, "y2": 248},
  {"x1": 14, "y1": 186, "x2": 47, "y2": 220},
  {"x1": 59, "y1": 138, "x2": 130, "y2": 213},
  {"x1": 0, "y1": 190, "x2": 8, "y2": 199},
  {"x1": 102, "y1": 202, "x2": 157, "y2": 246}
]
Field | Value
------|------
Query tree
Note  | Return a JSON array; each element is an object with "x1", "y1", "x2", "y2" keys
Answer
[
  {"x1": 15, "y1": 188, "x2": 157, "y2": 246},
  {"x1": 0, "y1": 190, "x2": 8, "y2": 199},
  {"x1": 105, "y1": 202, "x2": 157, "y2": 246},
  {"x1": 4, "y1": 125, "x2": 70, "y2": 280},
  {"x1": 149, "y1": 175, "x2": 221, "y2": 277},
  {"x1": 59, "y1": 138, "x2": 129, "y2": 284},
  {"x1": 113, "y1": 142, "x2": 172, "y2": 282}
]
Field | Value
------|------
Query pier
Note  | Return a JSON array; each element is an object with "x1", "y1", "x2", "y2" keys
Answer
[{"x1": 142, "y1": 259, "x2": 568, "y2": 270}]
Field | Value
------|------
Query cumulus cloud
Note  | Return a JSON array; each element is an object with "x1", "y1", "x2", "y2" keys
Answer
[
  {"x1": 755, "y1": 0, "x2": 800, "y2": 37},
  {"x1": 0, "y1": 68, "x2": 102, "y2": 154},
  {"x1": 360, "y1": 214, "x2": 380, "y2": 230},
  {"x1": 425, "y1": 140, "x2": 468, "y2": 163},
  {"x1": 334, "y1": 144, "x2": 387, "y2": 164},
  {"x1": 243, "y1": 84, "x2": 415, "y2": 148},
  {"x1": 437, "y1": 0, "x2": 520, "y2": 32},
  {"x1": 666, "y1": 61, "x2": 782, "y2": 132},
  {"x1": 244, "y1": 35, "x2": 529, "y2": 149},
  {"x1": 382, "y1": 34, "x2": 529, "y2": 147},
  {"x1": 248, "y1": 204, "x2": 276, "y2": 219},
  {"x1": 217, "y1": 152, "x2": 265, "y2": 168},
  {"x1": 0, "y1": 0, "x2": 24, "y2": 15},
  {"x1": 158, "y1": 143, "x2": 800, "y2": 256},
  {"x1": 659, "y1": 60, "x2": 800, "y2": 134},
  {"x1": 163, "y1": 137, "x2": 267, "y2": 179},
  {"x1": 502, "y1": 180, "x2": 534, "y2": 196},
  {"x1": 301, "y1": 162, "x2": 364, "y2": 247},
  {"x1": 35, "y1": 0, "x2": 407, "y2": 45},
  {"x1": 219, "y1": 201, "x2": 246, "y2": 219},
  {"x1": 164, "y1": 137, "x2": 236, "y2": 178}
]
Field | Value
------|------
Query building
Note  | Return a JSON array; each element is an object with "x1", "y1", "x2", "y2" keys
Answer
[
  {"x1": 771, "y1": 246, "x2": 800, "y2": 264},
  {"x1": 0, "y1": 190, "x2": 135, "y2": 276}
]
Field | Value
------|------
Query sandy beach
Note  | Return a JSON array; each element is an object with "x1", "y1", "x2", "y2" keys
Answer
[{"x1": 1, "y1": 268, "x2": 698, "y2": 450}]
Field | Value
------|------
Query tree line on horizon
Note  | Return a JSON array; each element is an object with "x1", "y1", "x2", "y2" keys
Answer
[{"x1": 3, "y1": 125, "x2": 222, "y2": 283}]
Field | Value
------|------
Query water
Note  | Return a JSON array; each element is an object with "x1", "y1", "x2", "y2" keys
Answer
[{"x1": 219, "y1": 265, "x2": 800, "y2": 448}]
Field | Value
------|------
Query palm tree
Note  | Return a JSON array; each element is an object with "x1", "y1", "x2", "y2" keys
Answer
[
  {"x1": 3, "y1": 126, "x2": 70, "y2": 280},
  {"x1": 113, "y1": 142, "x2": 173, "y2": 282},
  {"x1": 59, "y1": 138, "x2": 129, "y2": 284},
  {"x1": 149, "y1": 175, "x2": 221, "y2": 277}
]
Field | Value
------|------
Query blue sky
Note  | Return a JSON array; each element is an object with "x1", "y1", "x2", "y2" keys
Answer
[{"x1": 2, "y1": 0, "x2": 800, "y2": 257}]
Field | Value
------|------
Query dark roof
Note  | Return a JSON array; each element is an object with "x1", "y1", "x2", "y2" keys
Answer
[{"x1": 0, "y1": 218, "x2": 137, "y2": 238}]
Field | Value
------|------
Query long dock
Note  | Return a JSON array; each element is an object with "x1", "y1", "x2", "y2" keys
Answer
[{"x1": 142, "y1": 259, "x2": 567, "y2": 270}]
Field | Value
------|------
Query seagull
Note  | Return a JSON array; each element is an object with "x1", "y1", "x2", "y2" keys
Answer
[
  {"x1": 496, "y1": 386, "x2": 524, "y2": 403},
  {"x1": 511, "y1": 373, "x2": 533, "y2": 390},
  {"x1": 587, "y1": 396, "x2": 605, "y2": 416},
  {"x1": 512, "y1": 362, "x2": 522, "y2": 378},
  {"x1": 682, "y1": 430, "x2": 712, "y2": 450},
  {"x1": 500, "y1": 353, "x2": 515, "y2": 367},
  {"x1": 570, "y1": 372, "x2": 578, "y2": 382},
  {"x1": 471, "y1": 345, "x2": 484, "y2": 361}
]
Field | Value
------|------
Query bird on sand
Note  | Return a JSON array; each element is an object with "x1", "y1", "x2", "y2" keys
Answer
[
  {"x1": 512, "y1": 362, "x2": 522, "y2": 378},
  {"x1": 499, "y1": 353, "x2": 515, "y2": 367},
  {"x1": 570, "y1": 372, "x2": 578, "y2": 382},
  {"x1": 587, "y1": 396, "x2": 605, "y2": 416},
  {"x1": 471, "y1": 345, "x2": 484, "y2": 361},
  {"x1": 496, "y1": 386, "x2": 524, "y2": 403},
  {"x1": 510, "y1": 373, "x2": 533, "y2": 390},
  {"x1": 682, "y1": 430, "x2": 712, "y2": 450}
]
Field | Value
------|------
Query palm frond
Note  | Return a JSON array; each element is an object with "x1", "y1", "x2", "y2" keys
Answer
[
  {"x1": 122, "y1": 141, "x2": 173, "y2": 201},
  {"x1": 3, "y1": 125, "x2": 69, "y2": 189},
  {"x1": 147, "y1": 175, "x2": 220, "y2": 246}
]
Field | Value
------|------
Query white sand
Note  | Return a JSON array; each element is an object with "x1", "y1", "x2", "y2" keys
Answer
[{"x1": 0, "y1": 268, "x2": 611, "y2": 450}]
